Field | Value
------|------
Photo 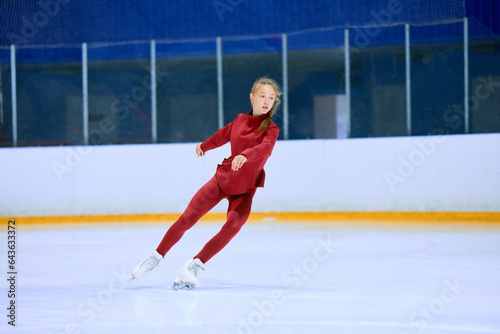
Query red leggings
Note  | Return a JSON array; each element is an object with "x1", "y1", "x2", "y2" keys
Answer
[{"x1": 156, "y1": 176, "x2": 256, "y2": 264}]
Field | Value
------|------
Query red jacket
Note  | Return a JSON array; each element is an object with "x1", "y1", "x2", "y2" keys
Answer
[{"x1": 200, "y1": 111, "x2": 279, "y2": 195}]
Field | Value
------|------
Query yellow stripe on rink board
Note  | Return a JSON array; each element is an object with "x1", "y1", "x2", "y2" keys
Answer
[
  {"x1": 256, "y1": 211, "x2": 500, "y2": 223},
  {"x1": 4, "y1": 211, "x2": 500, "y2": 225}
]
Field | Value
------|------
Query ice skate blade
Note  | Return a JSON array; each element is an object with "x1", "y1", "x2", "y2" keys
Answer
[{"x1": 170, "y1": 281, "x2": 196, "y2": 290}]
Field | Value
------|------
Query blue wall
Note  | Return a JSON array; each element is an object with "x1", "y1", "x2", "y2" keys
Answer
[
  {"x1": 0, "y1": 0, "x2": 498, "y2": 63},
  {"x1": 1, "y1": 0, "x2": 498, "y2": 63},
  {"x1": 0, "y1": 0, "x2": 469, "y2": 45}
]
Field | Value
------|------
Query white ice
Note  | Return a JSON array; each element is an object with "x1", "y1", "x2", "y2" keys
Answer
[{"x1": 1, "y1": 222, "x2": 500, "y2": 334}]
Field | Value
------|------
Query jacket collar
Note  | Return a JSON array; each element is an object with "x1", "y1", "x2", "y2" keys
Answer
[{"x1": 247, "y1": 110, "x2": 269, "y2": 124}]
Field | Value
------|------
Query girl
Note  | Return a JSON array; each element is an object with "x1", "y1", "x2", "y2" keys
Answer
[{"x1": 132, "y1": 77, "x2": 281, "y2": 289}]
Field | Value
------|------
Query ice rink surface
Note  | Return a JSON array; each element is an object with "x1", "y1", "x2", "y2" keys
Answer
[{"x1": 1, "y1": 221, "x2": 500, "y2": 334}]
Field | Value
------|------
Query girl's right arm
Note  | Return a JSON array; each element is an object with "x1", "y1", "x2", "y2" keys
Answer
[{"x1": 198, "y1": 118, "x2": 235, "y2": 154}]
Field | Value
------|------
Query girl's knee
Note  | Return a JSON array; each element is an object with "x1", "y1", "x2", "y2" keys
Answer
[
  {"x1": 223, "y1": 220, "x2": 245, "y2": 236},
  {"x1": 176, "y1": 215, "x2": 196, "y2": 229}
]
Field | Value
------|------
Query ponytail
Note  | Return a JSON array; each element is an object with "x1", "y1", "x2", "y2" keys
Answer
[{"x1": 258, "y1": 110, "x2": 274, "y2": 132}]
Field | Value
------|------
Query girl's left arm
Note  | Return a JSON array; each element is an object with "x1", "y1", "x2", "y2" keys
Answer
[{"x1": 240, "y1": 126, "x2": 279, "y2": 162}]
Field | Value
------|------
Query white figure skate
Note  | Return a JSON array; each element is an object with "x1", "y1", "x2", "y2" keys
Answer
[
  {"x1": 131, "y1": 251, "x2": 163, "y2": 279},
  {"x1": 171, "y1": 258, "x2": 205, "y2": 290}
]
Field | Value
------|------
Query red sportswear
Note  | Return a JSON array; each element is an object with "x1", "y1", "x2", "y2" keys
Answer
[
  {"x1": 156, "y1": 110, "x2": 279, "y2": 262},
  {"x1": 200, "y1": 110, "x2": 280, "y2": 195}
]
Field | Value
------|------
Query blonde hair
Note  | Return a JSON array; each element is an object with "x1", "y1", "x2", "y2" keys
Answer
[{"x1": 250, "y1": 77, "x2": 282, "y2": 132}]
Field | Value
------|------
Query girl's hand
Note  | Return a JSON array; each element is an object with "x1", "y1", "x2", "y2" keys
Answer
[
  {"x1": 231, "y1": 155, "x2": 247, "y2": 171},
  {"x1": 196, "y1": 143, "x2": 205, "y2": 157}
]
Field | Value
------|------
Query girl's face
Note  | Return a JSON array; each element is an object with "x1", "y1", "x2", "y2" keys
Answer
[{"x1": 250, "y1": 84, "x2": 276, "y2": 117}]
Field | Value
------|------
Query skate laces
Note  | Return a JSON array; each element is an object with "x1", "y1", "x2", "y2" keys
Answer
[
  {"x1": 142, "y1": 255, "x2": 160, "y2": 272},
  {"x1": 188, "y1": 259, "x2": 205, "y2": 276}
]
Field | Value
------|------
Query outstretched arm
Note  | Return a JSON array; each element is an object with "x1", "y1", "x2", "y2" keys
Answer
[{"x1": 198, "y1": 120, "x2": 234, "y2": 155}]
